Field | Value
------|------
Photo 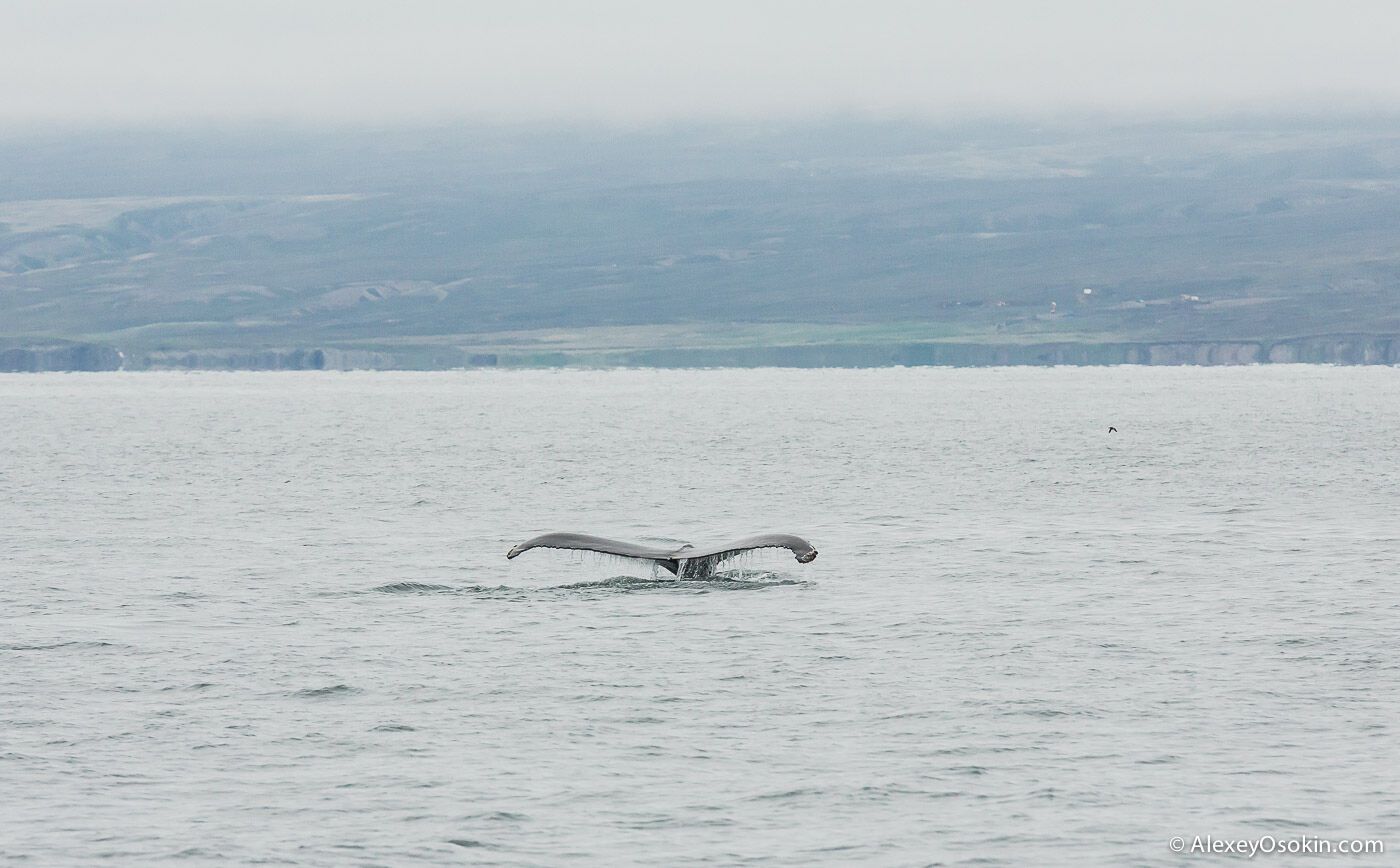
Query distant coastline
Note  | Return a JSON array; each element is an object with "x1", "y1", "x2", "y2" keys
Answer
[
  {"x1": 6, "y1": 334, "x2": 1399, "y2": 372},
  {"x1": 7, "y1": 121, "x2": 1400, "y2": 378}
]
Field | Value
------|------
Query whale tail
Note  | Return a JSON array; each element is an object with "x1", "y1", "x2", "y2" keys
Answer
[{"x1": 506, "y1": 532, "x2": 817, "y2": 577}]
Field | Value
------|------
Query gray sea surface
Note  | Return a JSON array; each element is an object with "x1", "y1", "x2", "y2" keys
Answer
[{"x1": 2, "y1": 367, "x2": 1398, "y2": 866}]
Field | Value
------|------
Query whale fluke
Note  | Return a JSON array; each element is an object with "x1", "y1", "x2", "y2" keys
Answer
[{"x1": 506, "y1": 532, "x2": 817, "y2": 577}]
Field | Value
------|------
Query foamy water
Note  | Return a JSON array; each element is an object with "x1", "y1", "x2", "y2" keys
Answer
[{"x1": 3, "y1": 368, "x2": 1398, "y2": 865}]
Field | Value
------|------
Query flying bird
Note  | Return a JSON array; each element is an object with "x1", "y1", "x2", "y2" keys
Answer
[
  {"x1": 506, "y1": 532, "x2": 817, "y2": 578},
  {"x1": 1108, "y1": 426, "x2": 1118, "y2": 433}
]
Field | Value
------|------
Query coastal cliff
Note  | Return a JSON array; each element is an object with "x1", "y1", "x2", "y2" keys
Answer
[
  {"x1": 4, "y1": 336, "x2": 1398, "y2": 372},
  {"x1": 0, "y1": 343, "x2": 123, "y2": 372},
  {"x1": 590, "y1": 335, "x2": 1400, "y2": 369},
  {"x1": 136, "y1": 347, "x2": 398, "y2": 371}
]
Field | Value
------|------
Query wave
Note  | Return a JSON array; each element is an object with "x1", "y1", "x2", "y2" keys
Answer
[
  {"x1": 1, "y1": 640, "x2": 118, "y2": 652},
  {"x1": 292, "y1": 684, "x2": 362, "y2": 698},
  {"x1": 368, "y1": 581, "x2": 458, "y2": 594},
  {"x1": 344, "y1": 571, "x2": 806, "y2": 598},
  {"x1": 552, "y1": 572, "x2": 805, "y2": 593}
]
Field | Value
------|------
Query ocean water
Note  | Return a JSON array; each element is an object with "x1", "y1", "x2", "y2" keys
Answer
[{"x1": 2, "y1": 367, "x2": 1398, "y2": 866}]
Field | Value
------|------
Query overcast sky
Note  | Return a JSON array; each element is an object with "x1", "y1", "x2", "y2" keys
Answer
[{"x1": 4, "y1": 0, "x2": 1400, "y2": 125}]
